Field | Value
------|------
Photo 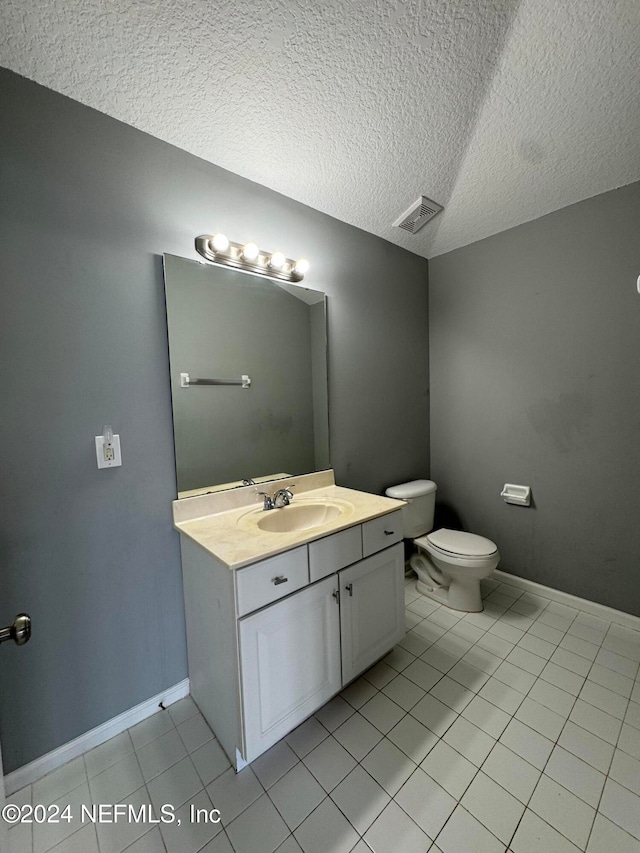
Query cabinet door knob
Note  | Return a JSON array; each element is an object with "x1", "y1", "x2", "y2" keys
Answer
[
  {"x1": 272, "y1": 576, "x2": 288, "y2": 585},
  {"x1": 345, "y1": 583, "x2": 353, "y2": 596},
  {"x1": 332, "y1": 589, "x2": 340, "y2": 602}
]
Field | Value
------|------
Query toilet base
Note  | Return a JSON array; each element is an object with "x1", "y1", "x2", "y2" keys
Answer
[
  {"x1": 415, "y1": 578, "x2": 484, "y2": 613},
  {"x1": 415, "y1": 580, "x2": 449, "y2": 607}
]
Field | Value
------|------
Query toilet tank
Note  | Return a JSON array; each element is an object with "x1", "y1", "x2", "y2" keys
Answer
[{"x1": 385, "y1": 479, "x2": 437, "y2": 538}]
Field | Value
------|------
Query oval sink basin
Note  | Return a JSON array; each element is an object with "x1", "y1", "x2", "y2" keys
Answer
[{"x1": 256, "y1": 502, "x2": 343, "y2": 533}]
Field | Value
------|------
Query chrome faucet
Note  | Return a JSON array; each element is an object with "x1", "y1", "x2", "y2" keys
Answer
[
  {"x1": 257, "y1": 485, "x2": 295, "y2": 510},
  {"x1": 273, "y1": 486, "x2": 295, "y2": 508},
  {"x1": 257, "y1": 491, "x2": 275, "y2": 510}
]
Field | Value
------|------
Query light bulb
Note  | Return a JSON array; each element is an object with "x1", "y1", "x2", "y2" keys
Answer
[
  {"x1": 102, "y1": 424, "x2": 113, "y2": 446},
  {"x1": 242, "y1": 242, "x2": 259, "y2": 262},
  {"x1": 269, "y1": 252, "x2": 286, "y2": 269},
  {"x1": 294, "y1": 258, "x2": 310, "y2": 276},
  {"x1": 210, "y1": 233, "x2": 230, "y2": 253}
]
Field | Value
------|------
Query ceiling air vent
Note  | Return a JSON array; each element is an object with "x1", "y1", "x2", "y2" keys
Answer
[{"x1": 393, "y1": 196, "x2": 443, "y2": 234}]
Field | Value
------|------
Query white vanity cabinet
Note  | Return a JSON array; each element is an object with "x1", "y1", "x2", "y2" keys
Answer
[
  {"x1": 179, "y1": 508, "x2": 405, "y2": 768},
  {"x1": 239, "y1": 575, "x2": 341, "y2": 760}
]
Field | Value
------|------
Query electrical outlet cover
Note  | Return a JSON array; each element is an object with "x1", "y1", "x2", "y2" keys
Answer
[{"x1": 95, "y1": 434, "x2": 122, "y2": 468}]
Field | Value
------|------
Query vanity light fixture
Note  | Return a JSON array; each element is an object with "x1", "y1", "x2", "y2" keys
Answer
[
  {"x1": 241, "y1": 242, "x2": 259, "y2": 262},
  {"x1": 195, "y1": 234, "x2": 309, "y2": 283},
  {"x1": 293, "y1": 258, "x2": 310, "y2": 276},
  {"x1": 210, "y1": 233, "x2": 230, "y2": 253}
]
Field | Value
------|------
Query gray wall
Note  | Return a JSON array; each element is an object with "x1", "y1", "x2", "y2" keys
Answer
[
  {"x1": 429, "y1": 181, "x2": 640, "y2": 615},
  {"x1": 0, "y1": 68, "x2": 429, "y2": 773}
]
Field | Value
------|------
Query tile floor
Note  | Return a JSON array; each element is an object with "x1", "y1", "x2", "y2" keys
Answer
[{"x1": 7, "y1": 575, "x2": 640, "y2": 853}]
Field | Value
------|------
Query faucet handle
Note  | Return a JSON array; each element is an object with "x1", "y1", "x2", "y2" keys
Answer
[
  {"x1": 256, "y1": 490, "x2": 274, "y2": 510},
  {"x1": 272, "y1": 485, "x2": 295, "y2": 508}
]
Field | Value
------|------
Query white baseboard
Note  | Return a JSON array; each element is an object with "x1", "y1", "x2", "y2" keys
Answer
[
  {"x1": 4, "y1": 678, "x2": 189, "y2": 796},
  {"x1": 493, "y1": 569, "x2": 640, "y2": 632},
  {"x1": 235, "y1": 748, "x2": 248, "y2": 772}
]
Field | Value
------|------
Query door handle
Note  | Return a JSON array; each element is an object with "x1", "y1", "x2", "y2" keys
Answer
[
  {"x1": 345, "y1": 583, "x2": 353, "y2": 596},
  {"x1": 0, "y1": 613, "x2": 31, "y2": 646}
]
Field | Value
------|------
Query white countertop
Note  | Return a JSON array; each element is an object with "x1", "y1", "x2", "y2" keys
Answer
[{"x1": 173, "y1": 470, "x2": 405, "y2": 569}]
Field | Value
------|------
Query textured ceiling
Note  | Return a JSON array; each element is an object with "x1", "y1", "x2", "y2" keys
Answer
[{"x1": 1, "y1": 0, "x2": 639, "y2": 258}]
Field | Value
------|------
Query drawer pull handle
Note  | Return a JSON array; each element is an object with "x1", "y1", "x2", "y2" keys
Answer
[
  {"x1": 346, "y1": 583, "x2": 353, "y2": 596},
  {"x1": 273, "y1": 576, "x2": 288, "y2": 585},
  {"x1": 384, "y1": 530, "x2": 395, "y2": 536}
]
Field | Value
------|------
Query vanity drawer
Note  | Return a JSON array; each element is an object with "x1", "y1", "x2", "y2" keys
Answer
[
  {"x1": 235, "y1": 546, "x2": 309, "y2": 617},
  {"x1": 308, "y1": 526, "x2": 362, "y2": 583},
  {"x1": 362, "y1": 510, "x2": 403, "y2": 557}
]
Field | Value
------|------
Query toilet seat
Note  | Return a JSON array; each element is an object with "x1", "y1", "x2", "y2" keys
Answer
[{"x1": 416, "y1": 528, "x2": 497, "y2": 559}]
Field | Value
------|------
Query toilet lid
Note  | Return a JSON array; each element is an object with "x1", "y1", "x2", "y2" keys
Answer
[{"x1": 427, "y1": 528, "x2": 497, "y2": 557}]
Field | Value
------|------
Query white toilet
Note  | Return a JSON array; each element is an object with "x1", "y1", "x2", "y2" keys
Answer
[{"x1": 385, "y1": 479, "x2": 500, "y2": 612}]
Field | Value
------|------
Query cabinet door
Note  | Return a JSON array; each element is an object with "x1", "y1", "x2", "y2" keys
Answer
[
  {"x1": 340, "y1": 543, "x2": 405, "y2": 685},
  {"x1": 239, "y1": 575, "x2": 341, "y2": 762}
]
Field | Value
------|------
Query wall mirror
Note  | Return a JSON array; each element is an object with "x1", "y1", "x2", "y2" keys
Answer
[{"x1": 163, "y1": 254, "x2": 329, "y2": 497}]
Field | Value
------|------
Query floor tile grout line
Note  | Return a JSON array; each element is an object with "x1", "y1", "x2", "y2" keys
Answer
[
  {"x1": 239, "y1": 598, "x2": 633, "y2": 851},
  {"x1": 269, "y1": 777, "x2": 370, "y2": 853},
  {"x1": 128, "y1": 706, "x2": 177, "y2": 754},
  {"x1": 118, "y1": 812, "x2": 169, "y2": 853},
  {"x1": 17, "y1": 582, "x2": 640, "y2": 853},
  {"x1": 325, "y1": 760, "x2": 393, "y2": 841},
  {"x1": 344, "y1": 652, "x2": 487, "y2": 845},
  {"x1": 131, "y1": 720, "x2": 181, "y2": 853},
  {"x1": 402, "y1": 585, "x2": 640, "y2": 851},
  {"x1": 503, "y1": 603, "x2": 640, "y2": 850},
  {"x1": 34, "y1": 761, "x2": 93, "y2": 853},
  {"x1": 516, "y1": 676, "x2": 589, "y2": 850},
  {"x1": 477, "y1": 682, "x2": 568, "y2": 850},
  {"x1": 581, "y1": 662, "x2": 638, "y2": 853},
  {"x1": 263, "y1": 762, "x2": 330, "y2": 832},
  {"x1": 362, "y1": 761, "x2": 447, "y2": 850},
  {"x1": 408, "y1": 592, "x2": 624, "y2": 716},
  {"x1": 40, "y1": 815, "x2": 91, "y2": 853},
  {"x1": 432, "y1": 800, "x2": 506, "y2": 853},
  {"x1": 260, "y1": 776, "x2": 331, "y2": 852},
  {"x1": 365, "y1": 659, "x2": 498, "y2": 843},
  {"x1": 127, "y1": 713, "x2": 229, "y2": 853},
  {"x1": 486, "y1": 596, "x2": 585, "y2": 850}
]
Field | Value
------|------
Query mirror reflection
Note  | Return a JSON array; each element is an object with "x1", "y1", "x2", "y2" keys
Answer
[{"x1": 163, "y1": 254, "x2": 329, "y2": 497}]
